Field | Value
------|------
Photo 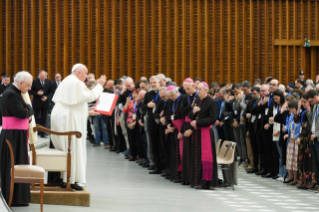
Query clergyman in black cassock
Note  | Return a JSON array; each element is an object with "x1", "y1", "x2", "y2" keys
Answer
[
  {"x1": 0, "y1": 75, "x2": 34, "y2": 205},
  {"x1": 188, "y1": 83, "x2": 218, "y2": 189}
]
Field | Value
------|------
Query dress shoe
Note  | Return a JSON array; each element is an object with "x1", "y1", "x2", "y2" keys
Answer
[
  {"x1": 272, "y1": 175, "x2": 279, "y2": 180},
  {"x1": 110, "y1": 148, "x2": 117, "y2": 151},
  {"x1": 181, "y1": 182, "x2": 190, "y2": 186},
  {"x1": 61, "y1": 182, "x2": 66, "y2": 188},
  {"x1": 194, "y1": 185, "x2": 209, "y2": 190},
  {"x1": 71, "y1": 183, "x2": 84, "y2": 191},
  {"x1": 289, "y1": 181, "x2": 299, "y2": 186},
  {"x1": 148, "y1": 166, "x2": 155, "y2": 170},
  {"x1": 125, "y1": 154, "x2": 131, "y2": 159},
  {"x1": 283, "y1": 178, "x2": 294, "y2": 184},
  {"x1": 128, "y1": 156, "x2": 136, "y2": 161},
  {"x1": 246, "y1": 168, "x2": 257, "y2": 174},
  {"x1": 308, "y1": 185, "x2": 319, "y2": 192},
  {"x1": 165, "y1": 175, "x2": 170, "y2": 179},
  {"x1": 93, "y1": 143, "x2": 100, "y2": 147},
  {"x1": 261, "y1": 173, "x2": 275, "y2": 178},
  {"x1": 143, "y1": 163, "x2": 149, "y2": 168},
  {"x1": 255, "y1": 169, "x2": 267, "y2": 176},
  {"x1": 149, "y1": 169, "x2": 162, "y2": 174},
  {"x1": 161, "y1": 173, "x2": 169, "y2": 177},
  {"x1": 172, "y1": 179, "x2": 181, "y2": 183}
]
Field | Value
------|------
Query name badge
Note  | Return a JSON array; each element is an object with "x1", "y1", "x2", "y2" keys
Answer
[
  {"x1": 225, "y1": 116, "x2": 229, "y2": 120},
  {"x1": 258, "y1": 114, "x2": 261, "y2": 119},
  {"x1": 119, "y1": 104, "x2": 123, "y2": 110},
  {"x1": 291, "y1": 133, "x2": 295, "y2": 138},
  {"x1": 265, "y1": 109, "x2": 269, "y2": 116},
  {"x1": 234, "y1": 110, "x2": 238, "y2": 115},
  {"x1": 251, "y1": 115, "x2": 256, "y2": 123},
  {"x1": 171, "y1": 115, "x2": 175, "y2": 120},
  {"x1": 300, "y1": 127, "x2": 302, "y2": 134},
  {"x1": 153, "y1": 107, "x2": 156, "y2": 113},
  {"x1": 132, "y1": 113, "x2": 136, "y2": 120}
]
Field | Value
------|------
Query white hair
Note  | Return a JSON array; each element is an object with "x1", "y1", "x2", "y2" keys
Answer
[
  {"x1": 14, "y1": 71, "x2": 33, "y2": 84},
  {"x1": 261, "y1": 84, "x2": 269, "y2": 90},
  {"x1": 157, "y1": 73, "x2": 166, "y2": 80},
  {"x1": 279, "y1": 84, "x2": 286, "y2": 92},
  {"x1": 306, "y1": 85, "x2": 314, "y2": 91},
  {"x1": 125, "y1": 77, "x2": 134, "y2": 83},
  {"x1": 72, "y1": 63, "x2": 86, "y2": 73},
  {"x1": 201, "y1": 83, "x2": 209, "y2": 91},
  {"x1": 306, "y1": 79, "x2": 314, "y2": 85},
  {"x1": 159, "y1": 86, "x2": 167, "y2": 93},
  {"x1": 150, "y1": 76, "x2": 160, "y2": 82},
  {"x1": 166, "y1": 78, "x2": 172, "y2": 83},
  {"x1": 168, "y1": 87, "x2": 179, "y2": 94},
  {"x1": 183, "y1": 81, "x2": 194, "y2": 86},
  {"x1": 87, "y1": 73, "x2": 95, "y2": 78}
]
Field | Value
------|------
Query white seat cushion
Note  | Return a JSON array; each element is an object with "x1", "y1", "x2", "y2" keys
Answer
[
  {"x1": 36, "y1": 149, "x2": 67, "y2": 172},
  {"x1": 14, "y1": 165, "x2": 45, "y2": 179}
]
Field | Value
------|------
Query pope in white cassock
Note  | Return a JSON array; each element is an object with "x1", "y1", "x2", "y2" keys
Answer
[{"x1": 51, "y1": 63, "x2": 106, "y2": 190}]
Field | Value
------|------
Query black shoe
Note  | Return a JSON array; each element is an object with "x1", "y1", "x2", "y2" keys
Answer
[
  {"x1": 247, "y1": 168, "x2": 257, "y2": 174},
  {"x1": 272, "y1": 175, "x2": 279, "y2": 180},
  {"x1": 181, "y1": 182, "x2": 190, "y2": 186},
  {"x1": 71, "y1": 183, "x2": 84, "y2": 191},
  {"x1": 125, "y1": 155, "x2": 131, "y2": 159},
  {"x1": 165, "y1": 175, "x2": 170, "y2": 179},
  {"x1": 255, "y1": 169, "x2": 267, "y2": 176},
  {"x1": 262, "y1": 173, "x2": 275, "y2": 178},
  {"x1": 93, "y1": 143, "x2": 100, "y2": 147},
  {"x1": 61, "y1": 182, "x2": 66, "y2": 188},
  {"x1": 194, "y1": 185, "x2": 209, "y2": 190},
  {"x1": 148, "y1": 166, "x2": 155, "y2": 170},
  {"x1": 283, "y1": 178, "x2": 294, "y2": 184},
  {"x1": 110, "y1": 148, "x2": 117, "y2": 152},
  {"x1": 149, "y1": 169, "x2": 162, "y2": 174},
  {"x1": 161, "y1": 173, "x2": 169, "y2": 177},
  {"x1": 143, "y1": 163, "x2": 150, "y2": 168},
  {"x1": 172, "y1": 179, "x2": 181, "y2": 183}
]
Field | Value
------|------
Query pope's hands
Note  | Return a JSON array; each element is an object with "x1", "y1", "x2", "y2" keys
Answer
[{"x1": 97, "y1": 75, "x2": 107, "y2": 86}]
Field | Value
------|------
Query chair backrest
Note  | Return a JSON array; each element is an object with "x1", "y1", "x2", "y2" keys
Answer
[
  {"x1": 223, "y1": 142, "x2": 237, "y2": 164},
  {"x1": 216, "y1": 139, "x2": 222, "y2": 155},
  {"x1": 5, "y1": 139, "x2": 15, "y2": 207},
  {"x1": 217, "y1": 140, "x2": 230, "y2": 159}
]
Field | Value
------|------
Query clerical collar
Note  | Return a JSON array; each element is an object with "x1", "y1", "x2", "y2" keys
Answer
[{"x1": 190, "y1": 91, "x2": 196, "y2": 96}]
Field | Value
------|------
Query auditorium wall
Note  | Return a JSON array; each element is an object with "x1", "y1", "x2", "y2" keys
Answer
[{"x1": 1, "y1": 0, "x2": 319, "y2": 85}]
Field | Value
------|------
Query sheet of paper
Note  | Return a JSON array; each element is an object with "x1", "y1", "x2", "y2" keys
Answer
[{"x1": 96, "y1": 93, "x2": 116, "y2": 112}]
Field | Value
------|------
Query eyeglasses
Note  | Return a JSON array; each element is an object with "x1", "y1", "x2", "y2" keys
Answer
[{"x1": 269, "y1": 83, "x2": 277, "y2": 86}]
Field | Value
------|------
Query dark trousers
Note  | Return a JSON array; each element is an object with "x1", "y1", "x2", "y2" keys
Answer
[
  {"x1": 272, "y1": 141, "x2": 280, "y2": 176},
  {"x1": 249, "y1": 129, "x2": 259, "y2": 170},
  {"x1": 127, "y1": 126, "x2": 145, "y2": 158},
  {"x1": 149, "y1": 129, "x2": 163, "y2": 170},
  {"x1": 87, "y1": 118, "x2": 94, "y2": 139},
  {"x1": 33, "y1": 106, "x2": 48, "y2": 135},
  {"x1": 256, "y1": 128, "x2": 267, "y2": 171},
  {"x1": 310, "y1": 138, "x2": 319, "y2": 185},
  {"x1": 116, "y1": 125, "x2": 127, "y2": 152},
  {"x1": 223, "y1": 120, "x2": 234, "y2": 141},
  {"x1": 216, "y1": 125, "x2": 225, "y2": 141},
  {"x1": 262, "y1": 127, "x2": 275, "y2": 174},
  {"x1": 104, "y1": 116, "x2": 114, "y2": 147}
]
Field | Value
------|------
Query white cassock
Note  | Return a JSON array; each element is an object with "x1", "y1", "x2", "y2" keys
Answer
[{"x1": 51, "y1": 74, "x2": 103, "y2": 184}]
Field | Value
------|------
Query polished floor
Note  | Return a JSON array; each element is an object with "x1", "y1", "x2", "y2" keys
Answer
[{"x1": 8, "y1": 139, "x2": 319, "y2": 212}]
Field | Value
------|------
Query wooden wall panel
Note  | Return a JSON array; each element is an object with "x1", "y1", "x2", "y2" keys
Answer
[{"x1": 2, "y1": 0, "x2": 319, "y2": 85}]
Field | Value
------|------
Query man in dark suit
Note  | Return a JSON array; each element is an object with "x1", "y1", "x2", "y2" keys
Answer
[
  {"x1": 50, "y1": 73, "x2": 62, "y2": 110},
  {"x1": 29, "y1": 70, "x2": 53, "y2": 137},
  {"x1": 0, "y1": 75, "x2": 11, "y2": 126}
]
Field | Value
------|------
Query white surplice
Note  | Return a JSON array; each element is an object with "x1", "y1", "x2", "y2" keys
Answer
[{"x1": 51, "y1": 74, "x2": 103, "y2": 184}]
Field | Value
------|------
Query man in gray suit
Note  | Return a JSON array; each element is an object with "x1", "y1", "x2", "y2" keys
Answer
[{"x1": 305, "y1": 90, "x2": 319, "y2": 192}]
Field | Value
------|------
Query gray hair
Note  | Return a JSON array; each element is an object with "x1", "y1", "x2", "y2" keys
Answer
[
  {"x1": 306, "y1": 79, "x2": 314, "y2": 86},
  {"x1": 159, "y1": 87, "x2": 167, "y2": 93},
  {"x1": 166, "y1": 78, "x2": 172, "y2": 84},
  {"x1": 87, "y1": 73, "x2": 95, "y2": 78},
  {"x1": 279, "y1": 84, "x2": 286, "y2": 92},
  {"x1": 261, "y1": 84, "x2": 269, "y2": 90},
  {"x1": 125, "y1": 77, "x2": 134, "y2": 84},
  {"x1": 157, "y1": 73, "x2": 166, "y2": 80},
  {"x1": 241, "y1": 81, "x2": 252, "y2": 88},
  {"x1": 306, "y1": 85, "x2": 314, "y2": 91},
  {"x1": 14, "y1": 71, "x2": 33, "y2": 84},
  {"x1": 150, "y1": 76, "x2": 160, "y2": 82},
  {"x1": 167, "y1": 87, "x2": 179, "y2": 94},
  {"x1": 218, "y1": 89, "x2": 227, "y2": 95}
]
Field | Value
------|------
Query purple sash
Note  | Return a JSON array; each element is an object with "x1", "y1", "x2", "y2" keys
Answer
[
  {"x1": 195, "y1": 125, "x2": 213, "y2": 181},
  {"x1": 172, "y1": 119, "x2": 185, "y2": 171},
  {"x1": 2, "y1": 117, "x2": 29, "y2": 143},
  {"x1": 185, "y1": 116, "x2": 192, "y2": 123}
]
